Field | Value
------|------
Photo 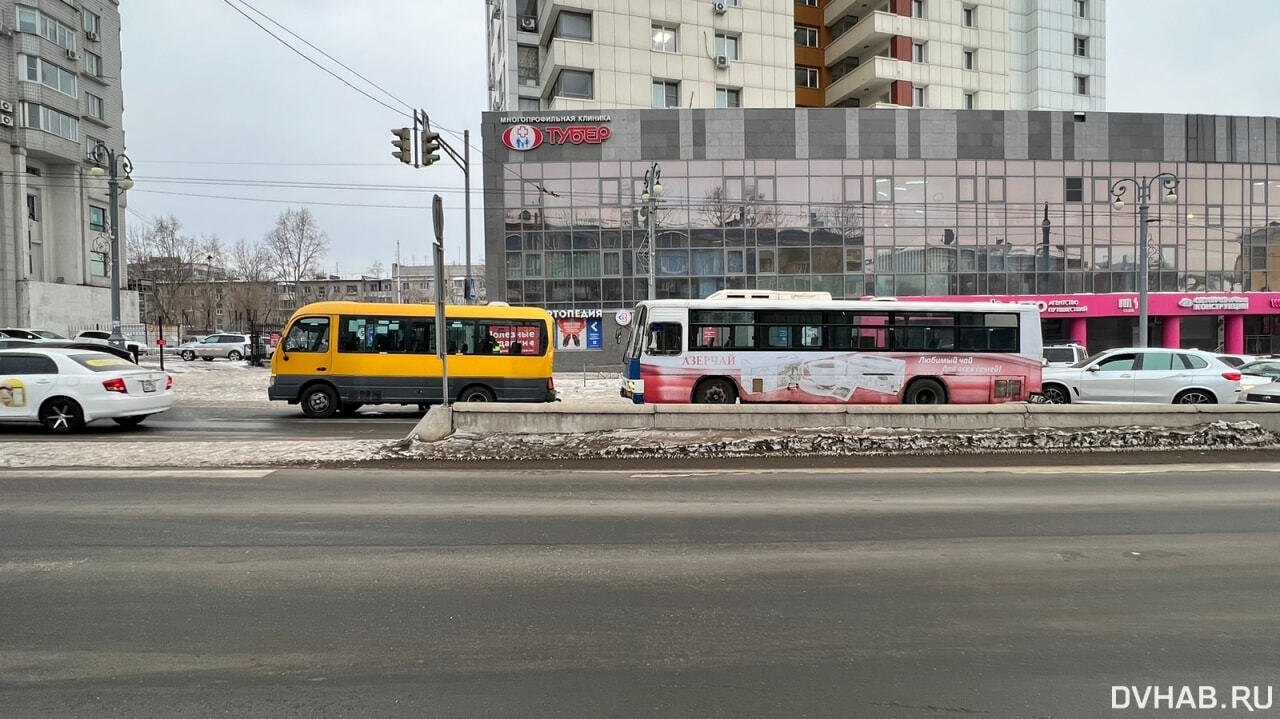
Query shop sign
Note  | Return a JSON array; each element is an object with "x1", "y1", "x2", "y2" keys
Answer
[
  {"x1": 1177, "y1": 296, "x2": 1249, "y2": 312},
  {"x1": 615, "y1": 310, "x2": 633, "y2": 327},
  {"x1": 1037, "y1": 298, "x2": 1088, "y2": 314},
  {"x1": 501, "y1": 123, "x2": 612, "y2": 151}
]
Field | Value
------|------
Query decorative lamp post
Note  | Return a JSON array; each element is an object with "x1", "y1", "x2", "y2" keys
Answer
[
  {"x1": 89, "y1": 143, "x2": 134, "y2": 352},
  {"x1": 640, "y1": 162, "x2": 664, "y2": 301},
  {"x1": 1110, "y1": 173, "x2": 1179, "y2": 348}
]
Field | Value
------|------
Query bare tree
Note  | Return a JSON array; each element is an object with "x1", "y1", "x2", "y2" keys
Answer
[
  {"x1": 127, "y1": 216, "x2": 217, "y2": 333},
  {"x1": 227, "y1": 238, "x2": 280, "y2": 329},
  {"x1": 265, "y1": 208, "x2": 329, "y2": 290},
  {"x1": 695, "y1": 184, "x2": 779, "y2": 228}
]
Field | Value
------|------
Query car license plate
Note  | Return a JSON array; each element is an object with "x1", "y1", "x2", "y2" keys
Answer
[{"x1": 141, "y1": 379, "x2": 156, "y2": 393}]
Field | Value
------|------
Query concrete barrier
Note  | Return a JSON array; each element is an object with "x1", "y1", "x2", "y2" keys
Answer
[{"x1": 410, "y1": 402, "x2": 1280, "y2": 441}]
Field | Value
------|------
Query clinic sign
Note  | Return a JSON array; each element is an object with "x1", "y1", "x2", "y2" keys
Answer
[{"x1": 499, "y1": 115, "x2": 613, "y2": 152}]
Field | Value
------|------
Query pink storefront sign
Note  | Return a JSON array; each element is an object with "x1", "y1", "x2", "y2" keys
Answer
[{"x1": 898, "y1": 292, "x2": 1279, "y2": 318}]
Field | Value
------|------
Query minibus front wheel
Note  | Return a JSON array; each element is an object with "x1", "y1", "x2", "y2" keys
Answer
[{"x1": 300, "y1": 383, "x2": 339, "y2": 418}]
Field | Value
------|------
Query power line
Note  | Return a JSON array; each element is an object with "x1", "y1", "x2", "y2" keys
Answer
[
  {"x1": 132, "y1": 188, "x2": 434, "y2": 210},
  {"x1": 217, "y1": 0, "x2": 406, "y2": 118}
]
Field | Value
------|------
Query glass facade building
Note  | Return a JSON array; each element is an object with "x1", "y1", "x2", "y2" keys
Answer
[{"x1": 484, "y1": 109, "x2": 1280, "y2": 362}]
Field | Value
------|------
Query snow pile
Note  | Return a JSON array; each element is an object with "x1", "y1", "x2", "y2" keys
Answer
[
  {"x1": 140, "y1": 357, "x2": 273, "y2": 407},
  {"x1": 389, "y1": 420, "x2": 1279, "y2": 462},
  {"x1": 0, "y1": 439, "x2": 391, "y2": 469}
]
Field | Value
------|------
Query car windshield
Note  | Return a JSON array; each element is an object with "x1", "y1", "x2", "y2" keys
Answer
[
  {"x1": 1070, "y1": 352, "x2": 1108, "y2": 369},
  {"x1": 34, "y1": 330, "x2": 66, "y2": 339}
]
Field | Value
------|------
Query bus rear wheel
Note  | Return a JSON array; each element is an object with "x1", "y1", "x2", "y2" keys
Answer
[
  {"x1": 903, "y1": 379, "x2": 947, "y2": 405},
  {"x1": 458, "y1": 386, "x2": 496, "y2": 403},
  {"x1": 693, "y1": 378, "x2": 737, "y2": 404}
]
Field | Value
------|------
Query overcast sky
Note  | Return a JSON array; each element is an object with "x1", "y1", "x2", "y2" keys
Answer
[{"x1": 119, "y1": 0, "x2": 1280, "y2": 278}]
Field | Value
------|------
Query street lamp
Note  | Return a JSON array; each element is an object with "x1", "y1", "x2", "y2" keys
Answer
[
  {"x1": 639, "y1": 162, "x2": 664, "y2": 300},
  {"x1": 1110, "y1": 173, "x2": 1179, "y2": 348},
  {"x1": 89, "y1": 143, "x2": 134, "y2": 352}
]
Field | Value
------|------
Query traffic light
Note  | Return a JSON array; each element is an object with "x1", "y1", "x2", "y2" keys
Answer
[
  {"x1": 391, "y1": 127, "x2": 413, "y2": 164},
  {"x1": 422, "y1": 130, "x2": 441, "y2": 166}
]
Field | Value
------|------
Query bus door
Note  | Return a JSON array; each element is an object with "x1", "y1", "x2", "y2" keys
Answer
[{"x1": 277, "y1": 316, "x2": 333, "y2": 376}]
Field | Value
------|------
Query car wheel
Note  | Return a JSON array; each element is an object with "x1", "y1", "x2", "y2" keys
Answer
[
  {"x1": 903, "y1": 378, "x2": 948, "y2": 405},
  {"x1": 338, "y1": 402, "x2": 363, "y2": 416},
  {"x1": 1040, "y1": 384, "x2": 1071, "y2": 404},
  {"x1": 1174, "y1": 390, "x2": 1216, "y2": 405},
  {"x1": 39, "y1": 397, "x2": 84, "y2": 433},
  {"x1": 113, "y1": 414, "x2": 149, "y2": 427},
  {"x1": 693, "y1": 378, "x2": 737, "y2": 404},
  {"x1": 201, "y1": 357, "x2": 213, "y2": 362},
  {"x1": 181, "y1": 350, "x2": 195, "y2": 361},
  {"x1": 227, "y1": 350, "x2": 242, "y2": 361},
  {"x1": 457, "y1": 386, "x2": 495, "y2": 403},
  {"x1": 300, "y1": 384, "x2": 339, "y2": 418}
]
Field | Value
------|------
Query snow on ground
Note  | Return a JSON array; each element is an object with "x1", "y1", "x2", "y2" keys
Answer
[{"x1": 0, "y1": 439, "x2": 392, "y2": 468}]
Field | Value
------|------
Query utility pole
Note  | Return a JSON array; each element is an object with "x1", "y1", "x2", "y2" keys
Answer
[
  {"x1": 640, "y1": 162, "x2": 664, "y2": 301},
  {"x1": 1111, "y1": 173, "x2": 1180, "y2": 348}
]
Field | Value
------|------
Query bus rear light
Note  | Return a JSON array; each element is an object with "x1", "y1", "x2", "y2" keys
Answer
[
  {"x1": 166, "y1": 375, "x2": 174, "y2": 390},
  {"x1": 103, "y1": 377, "x2": 128, "y2": 393},
  {"x1": 1223, "y1": 372, "x2": 1242, "y2": 381},
  {"x1": 547, "y1": 377, "x2": 555, "y2": 390}
]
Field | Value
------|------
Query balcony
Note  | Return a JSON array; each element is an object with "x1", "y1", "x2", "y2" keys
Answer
[
  {"x1": 825, "y1": 0, "x2": 891, "y2": 28},
  {"x1": 825, "y1": 11, "x2": 905, "y2": 69},
  {"x1": 826, "y1": 55, "x2": 910, "y2": 107}
]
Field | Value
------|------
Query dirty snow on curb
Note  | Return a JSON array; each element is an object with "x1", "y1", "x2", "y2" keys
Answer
[{"x1": 0, "y1": 439, "x2": 392, "y2": 468}]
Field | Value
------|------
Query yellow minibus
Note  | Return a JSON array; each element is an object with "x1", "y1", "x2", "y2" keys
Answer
[{"x1": 269, "y1": 301, "x2": 556, "y2": 417}]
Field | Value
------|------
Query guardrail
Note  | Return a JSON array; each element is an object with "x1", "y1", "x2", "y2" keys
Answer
[{"x1": 412, "y1": 403, "x2": 1280, "y2": 442}]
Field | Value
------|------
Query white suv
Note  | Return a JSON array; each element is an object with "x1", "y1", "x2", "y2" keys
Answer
[
  {"x1": 74, "y1": 330, "x2": 146, "y2": 360},
  {"x1": 1042, "y1": 343, "x2": 1089, "y2": 367},
  {"x1": 195, "y1": 333, "x2": 252, "y2": 361}
]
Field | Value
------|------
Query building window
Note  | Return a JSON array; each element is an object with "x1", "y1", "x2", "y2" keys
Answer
[
  {"x1": 20, "y1": 55, "x2": 77, "y2": 97},
  {"x1": 90, "y1": 250, "x2": 107, "y2": 277},
  {"x1": 1074, "y1": 0, "x2": 1087, "y2": 18},
  {"x1": 552, "y1": 69, "x2": 593, "y2": 98},
  {"x1": 82, "y1": 9, "x2": 100, "y2": 35},
  {"x1": 716, "y1": 87, "x2": 740, "y2": 108},
  {"x1": 912, "y1": 0, "x2": 926, "y2": 18},
  {"x1": 22, "y1": 103, "x2": 78, "y2": 141},
  {"x1": 1065, "y1": 177, "x2": 1084, "y2": 203},
  {"x1": 517, "y1": 97, "x2": 540, "y2": 111},
  {"x1": 651, "y1": 24, "x2": 678, "y2": 53},
  {"x1": 85, "y1": 51, "x2": 101, "y2": 78},
  {"x1": 1252, "y1": 180, "x2": 1267, "y2": 205},
  {"x1": 553, "y1": 11, "x2": 591, "y2": 41},
  {"x1": 963, "y1": 92, "x2": 975, "y2": 109},
  {"x1": 912, "y1": 86, "x2": 925, "y2": 107},
  {"x1": 715, "y1": 33, "x2": 740, "y2": 60},
  {"x1": 797, "y1": 0, "x2": 818, "y2": 6},
  {"x1": 912, "y1": 42, "x2": 927, "y2": 62},
  {"x1": 85, "y1": 135, "x2": 102, "y2": 158},
  {"x1": 517, "y1": 45, "x2": 538, "y2": 86},
  {"x1": 796, "y1": 66, "x2": 819, "y2": 88},
  {"x1": 86, "y1": 93, "x2": 105, "y2": 120},
  {"x1": 1074, "y1": 36, "x2": 1087, "y2": 57},
  {"x1": 795, "y1": 25, "x2": 818, "y2": 47},
  {"x1": 89, "y1": 205, "x2": 106, "y2": 232},
  {"x1": 1074, "y1": 75, "x2": 1088, "y2": 95},
  {"x1": 963, "y1": 49, "x2": 975, "y2": 69},
  {"x1": 16, "y1": 6, "x2": 76, "y2": 51},
  {"x1": 652, "y1": 80, "x2": 679, "y2": 109},
  {"x1": 962, "y1": 6, "x2": 975, "y2": 27}
]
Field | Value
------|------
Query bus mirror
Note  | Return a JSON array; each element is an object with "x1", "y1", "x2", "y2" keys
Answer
[{"x1": 615, "y1": 328, "x2": 625, "y2": 345}]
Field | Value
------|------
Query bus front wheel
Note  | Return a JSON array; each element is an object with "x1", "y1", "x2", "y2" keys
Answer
[
  {"x1": 903, "y1": 379, "x2": 947, "y2": 405},
  {"x1": 300, "y1": 384, "x2": 339, "y2": 418},
  {"x1": 693, "y1": 378, "x2": 737, "y2": 404}
]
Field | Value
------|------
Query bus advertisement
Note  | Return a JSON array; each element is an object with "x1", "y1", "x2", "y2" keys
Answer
[{"x1": 619, "y1": 291, "x2": 1043, "y2": 405}]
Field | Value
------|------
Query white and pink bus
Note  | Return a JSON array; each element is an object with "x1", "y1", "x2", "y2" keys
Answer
[{"x1": 619, "y1": 291, "x2": 1043, "y2": 405}]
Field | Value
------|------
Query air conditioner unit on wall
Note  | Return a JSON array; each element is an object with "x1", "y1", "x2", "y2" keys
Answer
[
  {"x1": 0, "y1": 100, "x2": 12, "y2": 114},
  {"x1": 713, "y1": 0, "x2": 728, "y2": 14},
  {"x1": 715, "y1": 55, "x2": 730, "y2": 69},
  {"x1": 0, "y1": 116, "x2": 14, "y2": 128},
  {"x1": 66, "y1": 48, "x2": 79, "y2": 60},
  {"x1": 85, "y1": 30, "x2": 98, "y2": 42},
  {"x1": 519, "y1": 16, "x2": 536, "y2": 32}
]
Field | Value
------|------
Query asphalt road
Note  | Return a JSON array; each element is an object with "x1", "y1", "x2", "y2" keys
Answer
[
  {"x1": 2, "y1": 464, "x2": 1279, "y2": 717},
  {"x1": 0, "y1": 403, "x2": 420, "y2": 441}
]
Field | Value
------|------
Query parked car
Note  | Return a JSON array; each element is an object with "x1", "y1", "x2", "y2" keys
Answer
[
  {"x1": 1039, "y1": 347, "x2": 1242, "y2": 404},
  {"x1": 1242, "y1": 382, "x2": 1280, "y2": 405},
  {"x1": 1238, "y1": 359, "x2": 1280, "y2": 392},
  {"x1": 176, "y1": 335, "x2": 211, "y2": 361},
  {"x1": 0, "y1": 339, "x2": 137, "y2": 363},
  {"x1": 73, "y1": 330, "x2": 146, "y2": 360},
  {"x1": 0, "y1": 328, "x2": 66, "y2": 340},
  {"x1": 195, "y1": 333, "x2": 252, "y2": 361},
  {"x1": 0, "y1": 347, "x2": 174, "y2": 432},
  {"x1": 1042, "y1": 343, "x2": 1089, "y2": 367},
  {"x1": 1215, "y1": 353, "x2": 1257, "y2": 369}
]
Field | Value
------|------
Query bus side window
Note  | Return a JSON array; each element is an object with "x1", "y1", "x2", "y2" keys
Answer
[
  {"x1": 646, "y1": 323, "x2": 682, "y2": 356},
  {"x1": 283, "y1": 317, "x2": 329, "y2": 353}
]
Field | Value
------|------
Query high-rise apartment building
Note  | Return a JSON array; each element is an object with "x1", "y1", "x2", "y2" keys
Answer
[
  {"x1": 486, "y1": 0, "x2": 1104, "y2": 112},
  {"x1": 0, "y1": 0, "x2": 131, "y2": 331}
]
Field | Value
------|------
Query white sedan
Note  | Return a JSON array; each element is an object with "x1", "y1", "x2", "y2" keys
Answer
[
  {"x1": 1040, "y1": 347, "x2": 1242, "y2": 405},
  {"x1": 0, "y1": 348, "x2": 175, "y2": 432}
]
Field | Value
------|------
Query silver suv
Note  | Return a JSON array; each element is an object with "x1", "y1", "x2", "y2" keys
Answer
[{"x1": 195, "y1": 333, "x2": 251, "y2": 361}]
